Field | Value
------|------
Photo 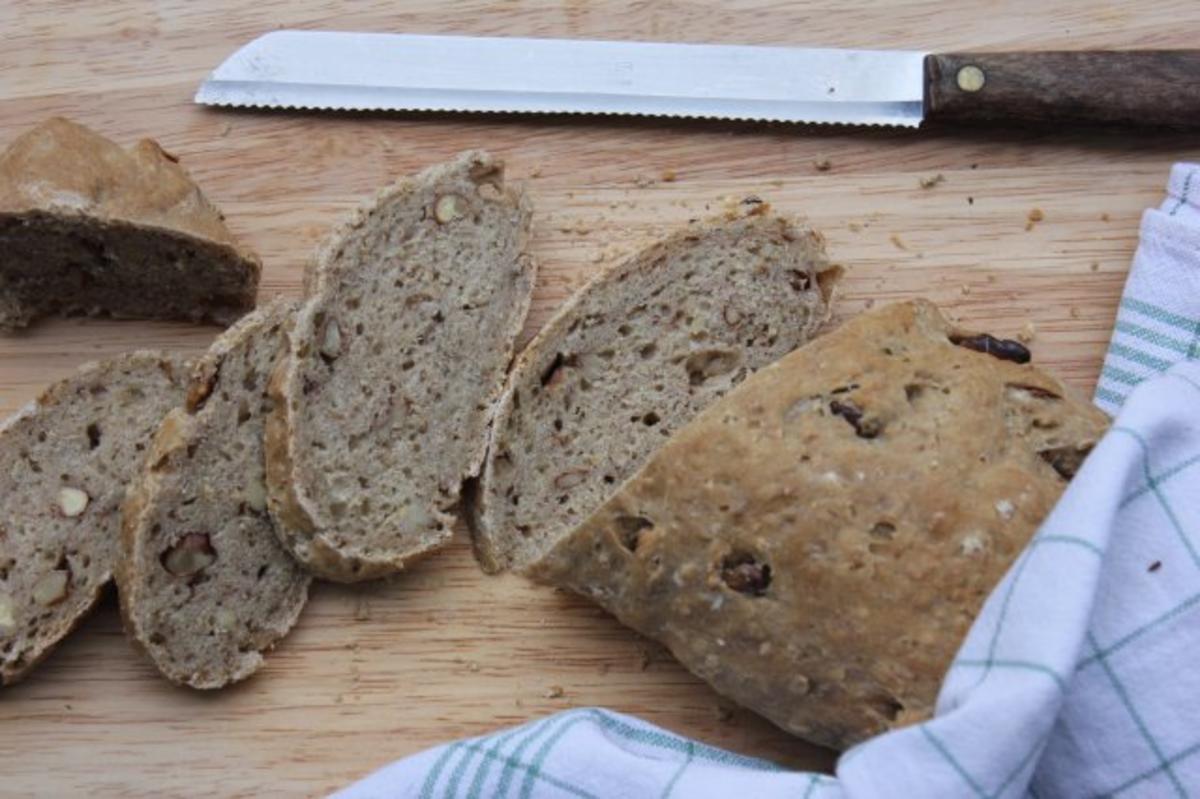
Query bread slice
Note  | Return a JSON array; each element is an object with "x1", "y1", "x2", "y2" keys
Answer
[
  {"x1": 265, "y1": 151, "x2": 536, "y2": 582},
  {"x1": 529, "y1": 300, "x2": 1110, "y2": 749},
  {"x1": 0, "y1": 352, "x2": 188, "y2": 686},
  {"x1": 119, "y1": 300, "x2": 311, "y2": 688},
  {"x1": 474, "y1": 208, "x2": 840, "y2": 573},
  {"x1": 0, "y1": 117, "x2": 259, "y2": 330}
]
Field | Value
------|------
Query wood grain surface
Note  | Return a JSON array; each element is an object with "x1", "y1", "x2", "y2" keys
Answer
[{"x1": 3, "y1": 1, "x2": 1200, "y2": 796}]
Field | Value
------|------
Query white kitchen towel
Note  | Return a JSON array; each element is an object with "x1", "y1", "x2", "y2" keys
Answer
[
  {"x1": 335, "y1": 165, "x2": 1200, "y2": 799},
  {"x1": 1096, "y1": 162, "x2": 1200, "y2": 415}
]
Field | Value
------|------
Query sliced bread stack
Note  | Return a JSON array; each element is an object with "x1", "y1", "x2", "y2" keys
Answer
[
  {"x1": 0, "y1": 353, "x2": 189, "y2": 685},
  {"x1": 119, "y1": 300, "x2": 311, "y2": 688},
  {"x1": 266, "y1": 151, "x2": 536, "y2": 581},
  {"x1": 473, "y1": 206, "x2": 841, "y2": 573}
]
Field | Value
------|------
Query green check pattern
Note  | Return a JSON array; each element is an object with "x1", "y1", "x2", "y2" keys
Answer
[
  {"x1": 334, "y1": 165, "x2": 1200, "y2": 799},
  {"x1": 1096, "y1": 164, "x2": 1200, "y2": 416}
]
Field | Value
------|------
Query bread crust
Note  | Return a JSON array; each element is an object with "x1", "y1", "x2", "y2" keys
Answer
[
  {"x1": 475, "y1": 209, "x2": 840, "y2": 573},
  {"x1": 0, "y1": 117, "x2": 259, "y2": 329},
  {"x1": 118, "y1": 300, "x2": 311, "y2": 689},
  {"x1": 529, "y1": 300, "x2": 1109, "y2": 749},
  {"x1": 0, "y1": 352, "x2": 188, "y2": 686}
]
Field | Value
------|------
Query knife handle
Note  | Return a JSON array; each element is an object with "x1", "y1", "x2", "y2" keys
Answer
[{"x1": 924, "y1": 51, "x2": 1200, "y2": 129}]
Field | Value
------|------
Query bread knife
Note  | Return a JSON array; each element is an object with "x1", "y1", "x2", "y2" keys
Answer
[{"x1": 195, "y1": 31, "x2": 1200, "y2": 129}]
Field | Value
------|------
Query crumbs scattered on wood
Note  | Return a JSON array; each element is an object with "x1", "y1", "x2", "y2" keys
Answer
[
  {"x1": 529, "y1": 165, "x2": 543, "y2": 178},
  {"x1": 660, "y1": 169, "x2": 677, "y2": 183},
  {"x1": 1091, "y1": 262, "x2": 1100, "y2": 272},
  {"x1": 967, "y1": 196, "x2": 975, "y2": 205},
  {"x1": 1017, "y1": 321, "x2": 1037, "y2": 343},
  {"x1": 545, "y1": 685, "x2": 565, "y2": 699},
  {"x1": 919, "y1": 173, "x2": 945, "y2": 189},
  {"x1": 1070, "y1": 306, "x2": 1082, "y2": 319},
  {"x1": 813, "y1": 157, "x2": 832, "y2": 172},
  {"x1": 847, "y1": 221, "x2": 863, "y2": 233},
  {"x1": 1149, "y1": 560, "x2": 1162, "y2": 572},
  {"x1": 1025, "y1": 208, "x2": 1045, "y2": 231},
  {"x1": 219, "y1": 122, "x2": 232, "y2": 138},
  {"x1": 960, "y1": 284, "x2": 971, "y2": 295},
  {"x1": 634, "y1": 175, "x2": 655, "y2": 188},
  {"x1": 889, "y1": 233, "x2": 908, "y2": 251},
  {"x1": 468, "y1": 660, "x2": 481, "y2": 673},
  {"x1": 353, "y1": 598, "x2": 371, "y2": 621},
  {"x1": 1100, "y1": 212, "x2": 1111, "y2": 222}
]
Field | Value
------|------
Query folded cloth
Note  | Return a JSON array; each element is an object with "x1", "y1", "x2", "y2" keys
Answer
[
  {"x1": 335, "y1": 166, "x2": 1200, "y2": 799},
  {"x1": 1096, "y1": 163, "x2": 1200, "y2": 415}
]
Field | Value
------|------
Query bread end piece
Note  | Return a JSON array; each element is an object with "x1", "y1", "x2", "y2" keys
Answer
[
  {"x1": 529, "y1": 299, "x2": 1109, "y2": 749},
  {"x1": 0, "y1": 117, "x2": 259, "y2": 330}
]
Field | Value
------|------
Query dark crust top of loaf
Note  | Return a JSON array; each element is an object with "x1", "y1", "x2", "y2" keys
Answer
[
  {"x1": 117, "y1": 300, "x2": 311, "y2": 689},
  {"x1": 265, "y1": 150, "x2": 536, "y2": 582},
  {"x1": 0, "y1": 351, "x2": 189, "y2": 686},
  {"x1": 529, "y1": 299, "x2": 1110, "y2": 750},
  {"x1": 474, "y1": 208, "x2": 839, "y2": 574}
]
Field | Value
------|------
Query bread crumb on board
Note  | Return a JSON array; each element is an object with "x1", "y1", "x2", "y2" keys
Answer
[
  {"x1": 544, "y1": 685, "x2": 565, "y2": 699},
  {"x1": 1017, "y1": 321, "x2": 1037, "y2": 343},
  {"x1": 1025, "y1": 208, "x2": 1045, "y2": 231},
  {"x1": 1091, "y1": 262, "x2": 1101, "y2": 272},
  {"x1": 660, "y1": 169, "x2": 677, "y2": 183},
  {"x1": 353, "y1": 598, "x2": 370, "y2": 621},
  {"x1": 919, "y1": 173, "x2": 945, "y2": 189},
  {"x1": 1100, "y1": 212, "x2": 1111, "y2": 222},
  {"x1": 813, "y1": 157, "x2": 832, "y2": 172},
  {"x1": 889, "y1": 233, "x2": 908, "y2": 251}
]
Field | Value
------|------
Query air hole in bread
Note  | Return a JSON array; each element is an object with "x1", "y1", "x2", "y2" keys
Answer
[
  {"x1": 614, "y1": 515, "x2": 653, "y2": 553},
  {"x1": 540, "y1": 353, "x2": 577, "y2": 387},
  {"x1": 867, "y1": 692, "x2": 905, "y2": 722},
  {"x1": 1039, "y1": 444, "x2": 1092, "y2": 480},
  {"x1": 870, "y1": 521, "x2": 896, "y2": 539},
  {"x1": 685, "y1": 349, "x2": 740, "y2": 386},
  {"x1": 639, "y1": 342, "x2": 657, "y2": 359},
  {"x1": 1005, "y1": 383, "x2": 1062, "y2": 401},
  {"x1": 86, "y1": 423, "x2": 101, "y2": 449},
  {"x1": 829, "y1": 399, "x2": 882, "y2": 439},
  {"x1": 642, "y1": 411, "x2": 661, "y2": 427},
  {"x1": 720, "y1": 552, "x2": 771, "y2": 596}
]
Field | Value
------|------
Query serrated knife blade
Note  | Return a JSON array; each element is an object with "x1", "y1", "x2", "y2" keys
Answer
[{"x1": 195, "y1": 31, "x2": 927, "y2": 127}]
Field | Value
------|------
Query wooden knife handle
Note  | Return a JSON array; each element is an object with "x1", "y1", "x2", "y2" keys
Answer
[{"x1": 924, "y1": 51, "x2": 1200, "y2": 129}]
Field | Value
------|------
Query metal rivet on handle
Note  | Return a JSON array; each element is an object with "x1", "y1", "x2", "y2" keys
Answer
[{"x1": 956, "y1": 65, "x2": 986, "y2": 92}]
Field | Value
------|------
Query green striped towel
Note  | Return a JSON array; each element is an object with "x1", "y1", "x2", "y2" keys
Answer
[{"x1": 1097, "y1": 163, "x2": 1200, "y2": 414}]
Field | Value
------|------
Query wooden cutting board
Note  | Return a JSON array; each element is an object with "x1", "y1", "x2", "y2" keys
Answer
[{"x1": 3, "y1": 0, "x2": 1199, "y2": 795}]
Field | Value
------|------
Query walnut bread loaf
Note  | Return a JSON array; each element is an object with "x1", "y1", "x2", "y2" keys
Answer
[
  {"x1": 0, "y1": 117, "x2": 259, "y2": 330},
  {"x1": 474, "y1": 206, "x2": 840, "y2": 573},
  {"x1": 0, "y1": 352, "x2": 188, "y2": 686},
  {"x1": 528, "y1": 300, "x2": 1110, "y2": 750},
  {"x1": 266, "y1": 151, "x2": 536, "y2": 582},
  {"x1": 119, "y1": 300, "x2": 311, "y2": 688}
]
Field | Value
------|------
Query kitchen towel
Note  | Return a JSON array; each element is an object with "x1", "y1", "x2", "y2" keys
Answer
[{"x1": 335, "y1": 164, "x2": 1200, "y2": 799}]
